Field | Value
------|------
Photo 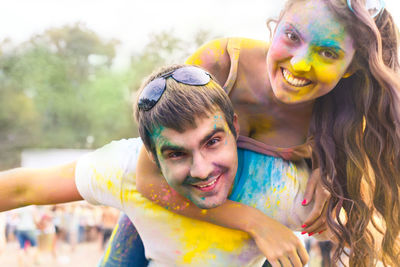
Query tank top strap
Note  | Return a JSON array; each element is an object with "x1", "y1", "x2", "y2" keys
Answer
[
  {"x1": 237, "y1": 135, "x2": 313, "y2": 161},
  {"x1": 223, "y1": 38, "x2": 241, "y2": 95}
]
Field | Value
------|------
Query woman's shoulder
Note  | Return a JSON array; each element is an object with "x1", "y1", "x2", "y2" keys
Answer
[
  {"x1": 186, "y1": 37, "x2": 268, "y2": 60},
  {"x1": 237, "y1": 38, "x2": 270, "y2": 63},
  {"x1": 185, "y1": 37, "x2": 269, "y2": 85},
  {"x1": 237, "y1": 37, "x2": 269, "y2": 48}
]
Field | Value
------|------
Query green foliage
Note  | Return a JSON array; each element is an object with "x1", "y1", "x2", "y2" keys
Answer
[{"x1": 0, "y1": 24, "x2": 217, "y2": 169}]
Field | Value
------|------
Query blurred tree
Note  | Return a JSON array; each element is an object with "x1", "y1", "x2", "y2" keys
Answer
[
  {"x1": 0, "y1": 24, "x2": 217, "y2": 169},
  {"x1": 129, "y1": 29, "x2": 219, "y2": 91},
  {"x1": 13, "y1": 23, "x2": 124, "y2": 149},
  {"x1": 0, "y1": 40, "x2": 41, "y2": 169}
]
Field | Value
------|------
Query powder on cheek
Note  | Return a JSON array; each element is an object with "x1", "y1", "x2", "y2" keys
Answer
[
  {"x1": 270, "y1": 32, "x2": 291, "y2": 60},
  {"x1": 312, "y1": 55, "x2": 347, "y2": 83}
]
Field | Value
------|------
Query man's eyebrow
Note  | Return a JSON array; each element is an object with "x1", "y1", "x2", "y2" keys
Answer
[
  {"x1": 159, "y1": 127, "x2": 227, "y2": 154},
  {"x1": 199, "y1": 127, "x2": 226, "y2": 147},
  {"x1": 160, "y1": 144, "x2": 185, "y2": 154}
]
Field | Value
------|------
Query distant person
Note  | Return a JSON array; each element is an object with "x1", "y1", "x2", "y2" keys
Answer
[
  {"x1": 36, "y1": 206, "x2": 56, "y2": 261},
  {"x1": 99, "y1": 207, "x2": 119, "y2": 250},
  {"x1": 14, "y1": 206, "x2": 39, "y2": 267},
  {"x1": 0, "y1": 212, "x2": 6, "y2": 255}
]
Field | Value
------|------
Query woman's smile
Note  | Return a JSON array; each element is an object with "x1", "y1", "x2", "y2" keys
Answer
[{"x1": 281, "y1": 67, "x2": 312, "y2": 88}]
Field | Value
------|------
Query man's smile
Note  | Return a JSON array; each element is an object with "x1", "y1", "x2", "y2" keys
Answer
[{"x1": 190, "y1": 174, "x2": 222, "y2": 192}]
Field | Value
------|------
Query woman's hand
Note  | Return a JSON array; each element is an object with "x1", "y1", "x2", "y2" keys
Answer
[
  {"x1": 248, "y1": 214, "x2": 309, "y2": 267},
  {"x1": 301, "y1": 168, "x2": 330, "y2": 236}
]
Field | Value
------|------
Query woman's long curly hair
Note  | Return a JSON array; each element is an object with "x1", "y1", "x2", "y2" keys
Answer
[{"x1": 277, "y1": 0, "x2": 400, "y2": 265}]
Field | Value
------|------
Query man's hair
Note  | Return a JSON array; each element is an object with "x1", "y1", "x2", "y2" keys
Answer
[{"x1": 134, "y1": 64, "x2": 236, "y2": 159}]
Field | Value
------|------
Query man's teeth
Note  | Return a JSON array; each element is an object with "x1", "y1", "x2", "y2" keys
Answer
[
  {"x1": 196, "y1": 178, "x2": 218, "y2": 188},
  {"x1": 282, "y1": 68, "x2": 311, "y2": 87}
]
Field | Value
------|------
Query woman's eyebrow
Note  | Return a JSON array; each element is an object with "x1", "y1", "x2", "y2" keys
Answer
[
  {"x1": 315, "y1": 39, "x2": 345, "y2": 53},
  {"x1": 285, "y1": 23, "x2": 303, "y2": 38},
  {"x1": 285, "y1": 22, "x2": 346, "y2": 53}
]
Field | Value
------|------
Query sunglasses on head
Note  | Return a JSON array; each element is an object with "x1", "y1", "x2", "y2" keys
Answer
[
  {"x1": 138, "y1": 66, "x2": 212, "y2": 111},
  {"x1": 347, "y1": 0, "x2": 385, "y2": 18}
]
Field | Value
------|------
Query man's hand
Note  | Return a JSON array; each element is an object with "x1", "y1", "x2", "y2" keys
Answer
[
  {"x1": 301, "y1": 168, "x2": 330, "y2": 236},
  {"x1": 249, "y1": 216, "x2": 309, "y2": 267}
]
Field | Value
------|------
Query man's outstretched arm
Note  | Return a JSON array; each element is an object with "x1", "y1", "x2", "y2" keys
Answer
[{"x1": 0, "y1": 161, "x2": 83, "y2": 211}]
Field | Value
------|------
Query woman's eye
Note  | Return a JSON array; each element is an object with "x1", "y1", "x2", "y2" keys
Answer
[
  {"x1": 320, "y1": 49, "x2": 338, "y2": 59},
  {"x1": 285, "y1": 31, "x2": 299, "y2": 42}
]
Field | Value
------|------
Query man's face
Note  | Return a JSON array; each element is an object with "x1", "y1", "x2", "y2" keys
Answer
[{"x1": 151, "y1": 111, "x2": 239, "y2": 209}]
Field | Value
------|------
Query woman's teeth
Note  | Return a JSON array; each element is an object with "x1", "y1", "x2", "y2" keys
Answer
[{"x1": 282, "y1": 68, "x2": 312, "y2": 87}]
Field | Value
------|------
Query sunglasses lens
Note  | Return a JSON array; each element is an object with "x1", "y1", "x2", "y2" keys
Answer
[
  {"x1": 172, "y1": 66, "x2": 210, "y2": 85},
  {"x1": 366, "y1": 0, "x2": 384, "y2": 17},
  {"x1": 138, "y1": 66, "x2": 211, "y2": 111},
  {"x1": 138, "y1": 78, "x2": 166, "y2": 111},
  {"x1": 347, "y1": 0, "x2": 384, "y2": 18}
]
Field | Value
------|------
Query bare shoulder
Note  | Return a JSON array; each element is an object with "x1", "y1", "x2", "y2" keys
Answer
[
  {"x1": 238, "y1": 38, "x2": 270, "y2": 69},
  {"x1": 185, "y1": 37, "x2": 269, "y2": 86},
  {"x1": 240, "y1": 38, "x2": 269, "y2": 49},
  {"x1": 185, "y1": 38, "x2": 229, "y2": 67},
  {"x1": 185, "y1": 38, "x2": 230, "y2": 85}
]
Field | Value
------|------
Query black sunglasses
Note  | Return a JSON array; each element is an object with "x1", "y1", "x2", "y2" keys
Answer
[{"x1": 138, "y1": 66, "x2": 211, "y2": 111}]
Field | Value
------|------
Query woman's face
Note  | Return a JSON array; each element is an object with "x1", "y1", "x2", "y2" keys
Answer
[{"x1": 267, "y1": 0, "x2": 356, "y2": 104}]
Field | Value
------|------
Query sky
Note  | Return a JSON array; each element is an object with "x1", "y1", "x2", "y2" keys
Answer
[
  {"x1": 1, "y1": 0, "x2": 399, "y2": 67},
  {"x1": 0, "y1": 1, "x2": 282, "y2": 49}
]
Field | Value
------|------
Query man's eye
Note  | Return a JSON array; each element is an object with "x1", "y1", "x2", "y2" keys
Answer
[
  {"x1": 167, "y1": 152, "x2": 185, "y2": 159},
  {"x1": 206, "y1": 137, "x2": 220, "y2": 147},
  {"x1": 285, "y1": 31, "x2": 299, "y2": 42},
  {"x1": 320, "y1": 49, "x2": 338, "y2": 59}
]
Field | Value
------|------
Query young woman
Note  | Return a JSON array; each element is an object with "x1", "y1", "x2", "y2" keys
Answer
[{"x1": 103, "y1": 0, "x2": 400, "y2": 266}]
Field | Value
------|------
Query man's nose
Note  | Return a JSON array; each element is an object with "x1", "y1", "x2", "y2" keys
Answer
[{"x1": 189, "y1": 152, "x2": 212, "y2": 179}]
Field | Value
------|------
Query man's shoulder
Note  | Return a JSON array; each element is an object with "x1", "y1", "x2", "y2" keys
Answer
[
  {"x1": 80, "y1": 138, "x2": 142, "y2": 169},
  {"x1": 74, "y1": 137, "x2": 143, "y2": 208}
]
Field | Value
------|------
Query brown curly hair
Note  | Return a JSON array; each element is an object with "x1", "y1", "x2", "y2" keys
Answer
[{"x1": 274, "y1": 0, "x2": 400, "y2": 266}]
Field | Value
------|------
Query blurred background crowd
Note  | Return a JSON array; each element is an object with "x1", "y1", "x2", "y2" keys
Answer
[
  {"x1": 0, "y1": 201, "x2": 334, "y2": 267},
  {"x1": 0, "y1": 202, "x2": 119, "y2": 266}
]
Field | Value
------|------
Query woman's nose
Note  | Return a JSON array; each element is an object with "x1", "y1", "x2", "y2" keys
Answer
[{"x1": 290, "y1": 48, "x2": 312, "y2": 72}]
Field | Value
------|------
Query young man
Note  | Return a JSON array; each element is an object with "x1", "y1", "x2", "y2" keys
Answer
[{"x1": 0, "y1": 65, "x2": 312, "y2": 266}]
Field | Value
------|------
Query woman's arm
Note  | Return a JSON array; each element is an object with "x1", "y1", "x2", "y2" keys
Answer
[{"x1": 136, "y1": 147, "x2": 309, "y2": 266}]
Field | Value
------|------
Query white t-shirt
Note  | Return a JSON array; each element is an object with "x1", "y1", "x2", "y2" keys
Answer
[
  {"x1": 75, "y1": 138, "x2": 311, "y2": 267},
  {"x1": 15, "y1": 206, "x2": 37, "y2": 231}
]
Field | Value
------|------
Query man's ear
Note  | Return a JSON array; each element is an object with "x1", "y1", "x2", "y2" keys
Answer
[
  {"x1": 146, "y1": 148, "x2": 157, "y2": 163},
  {"x1": 233, "y1": 113, "x2": 240, "y2": 140}
]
